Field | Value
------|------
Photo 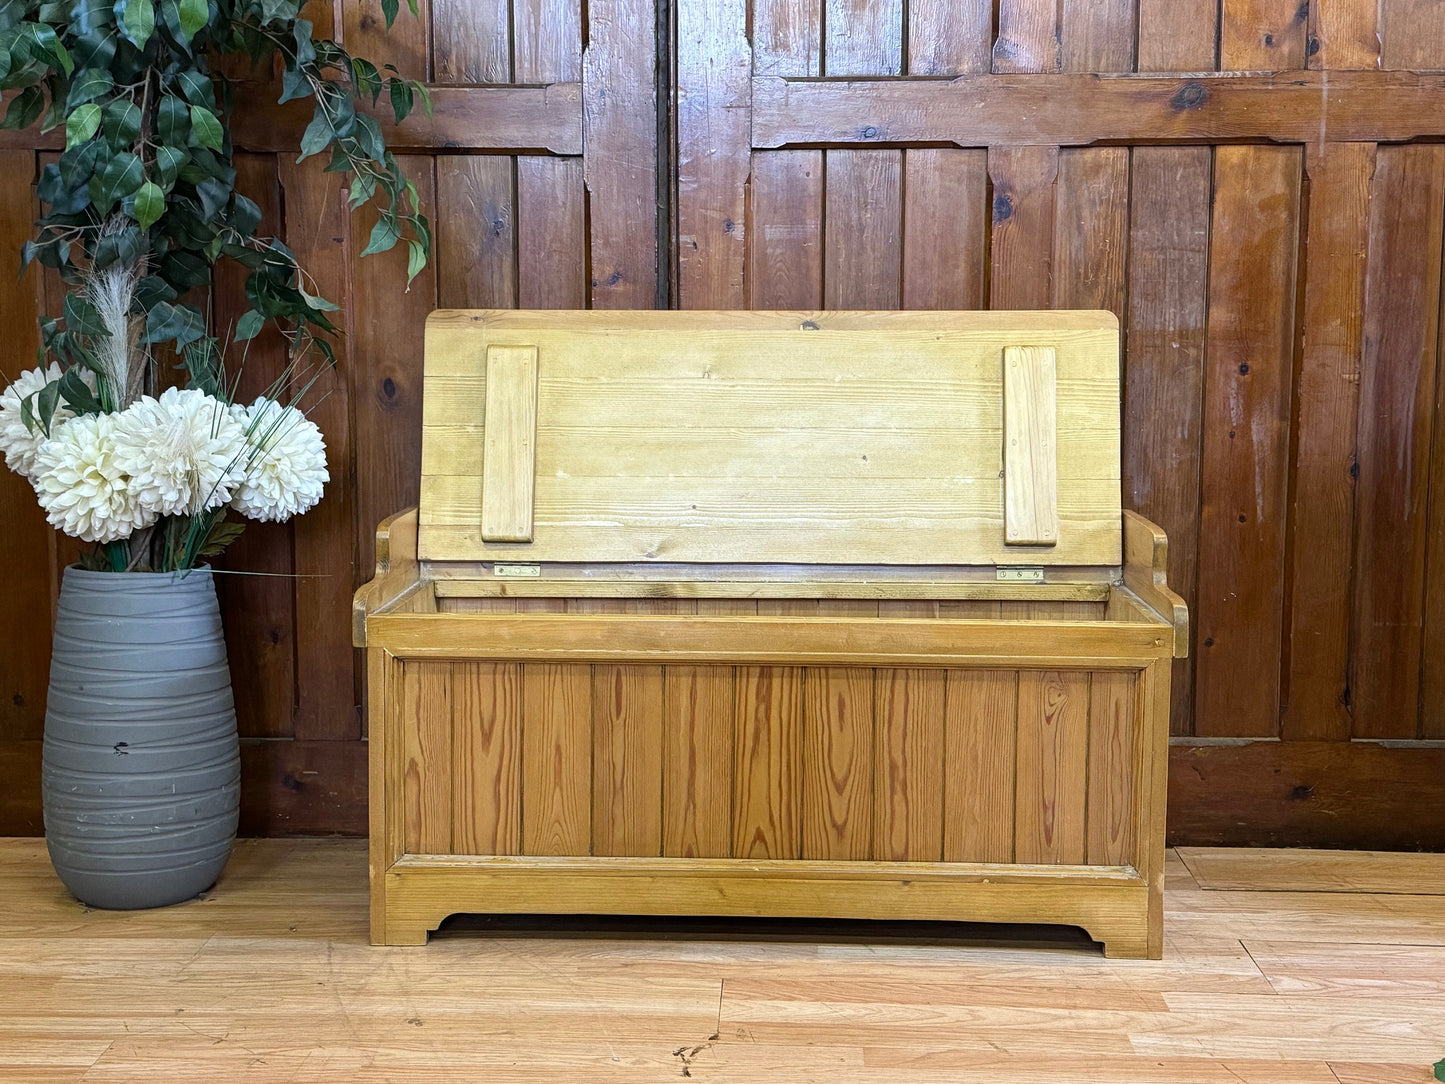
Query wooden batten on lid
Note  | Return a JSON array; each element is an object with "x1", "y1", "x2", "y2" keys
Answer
[{"x1": 429, "y1": 309, "x2": 1122, "y2": 570}]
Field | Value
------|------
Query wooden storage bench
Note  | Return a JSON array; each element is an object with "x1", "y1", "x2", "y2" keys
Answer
[{"x1": 354, "y1": 309, "x2": 1186, "y2": 957}]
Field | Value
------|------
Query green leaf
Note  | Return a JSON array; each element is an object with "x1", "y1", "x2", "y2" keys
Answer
[
  {"x1": 197, "y1": 517, "x2": 245, "y2": 557},
  {"x1": 66, "y1": 68, "x2": 114, "y2": 109},
  {"x1": 101, "y1": 98, "x2": 141, "y2": 149},
  {"x1": 188, "y1": 103, "x2": 222, "y2": 149},
  {"x1": 277, "y1": 65, "x2": 310, "y2": 104},
  {"x1": 299, "y1": 284, "x2": 339, "y2": 312},
  {"x1": 359, "y1": 212, "x2": 399, "y2": 256},
  {"x1": 234, "y1": 308, "x2": 264, "y2": 341},
  {"x1": 133, "y1": 180, "x2": 163, "y2": 229},
  {"x1": 86, "y1": 149, "x2": 142, "y2": 212},
  {"x1": 157, "y1": 94, "x2": 188, "y2": 144},
  {"x1": 57, "y1": 367, "x2": 102, "y2": 415},
  {"x1": 177, "y1": 0, "x2": 206, "y2": 38},
  {"x1": 143, "y1": 299, "x2": 206, "y2": 346},
  {"x1": 120, "y1": 0, "x2": 155, "y2": 47},
  {"x1": 413, "y1": 79, "x2": 432, "y2": 117},
  {"x1": 1435, "y1": 1059, "x2": 1445, "y2": 1083},
  {"x1": 65, "y1": 102, "x2": 100, "y2": 148},
  {"x1": 353, "y1": 111, "x2": 383, "y2": 160},
  {"x1": 405, "y1": 238, "x2": 425, "y2": 284},
  {"x1": 388, "y1": 77, "x2": 412, "y2": 125},
  {"x1": 347, "y1": 171, "x2": 375, "y2": 208},
  {"x1": 63, "y1": 293, "x2": 106, "y2": 336},
  {"x1": 379, "y1": 0, "x2": 397, "y2": 28},
  {"x1": 1, "y1": 85, "x2": 43, "y2": 130},
  {"x1": 27, "y1": 23, "x2": 72, "y2": 75},
  {"x1": 296, "y1": 107, "x2": 330, "y2": 160},
  {"x1": 154, "y1": 143, "x2": 185, "y2": 188}
]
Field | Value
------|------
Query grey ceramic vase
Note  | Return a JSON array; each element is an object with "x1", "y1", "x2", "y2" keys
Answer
[{"x1": 42, "y1": 565, "x2": 240, "y2": 909}]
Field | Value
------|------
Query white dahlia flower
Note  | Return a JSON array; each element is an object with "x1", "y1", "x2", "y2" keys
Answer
[
  {"x1": 230, "y1": 397, "x2": 329, "y2": 522},
  {"x1": 111, "y1": 388, "x2": 248, "y2": 517},
  {"x1": 31, "y1": 412, "x2": 154, "y2": 543},
  {"x1": 1, "y1": 363, "x2": 71, "y2": 479}
]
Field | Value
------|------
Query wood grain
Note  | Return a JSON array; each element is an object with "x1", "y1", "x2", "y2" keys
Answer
[
  {"x1": 1137, "y1": 0, "x2": 1218, "y2": 70},
  {"x1": 1004, "y1": 346, "x2": 1060, "y2": 546},
  {"x1": 276, "y1": 154, "x2": 359, "y2": 743},
  {"x1": 1015, "y1": 671, "x2": 1089, "y2": 863},
  {"x1": 1052, "y1": 147, "x2": 1128, "y2": 314},
  {"x1": 661, "y1": 665, "x2": 735, "y2": 858},
  {"x1": 1178, "y1": 847, "x2": 1445, "y2": 894},
  {"x1": 747, "y1": 150, "x2": 824, "y2": 308},
  {"x1": 943, "y1": 670, "x2": 1018, "y2": 863},
  {"x1": 513, "y1": 0, "x2": 581, "y2": 81},
  {"x1": 1087, "y1": 671, "x2": 1136, "y2": 865},
  {"x1": 0, "y1": 150, "x2": 49, "y2": 746},
  {"x1": 1124, "y1": 146, "x2": 1211, "y2": 735},
  {"x1": 452, "y1": 662, "x2": 522, "y2": 855},
  {"x1": 873, "y1": 668, "x2": 945, "y2": 861},
  {"x1": 823, "y1": 150, "x2": 902, "y2": 310},
  {"x1": 591, "y1": 665, "x2": 664, "y2": 856},
  {"x1": 907, "y1": 0, "x2": 989, "y2": 75},
  {"x1": 1061, "y1": 0, "x2": 1135, "y2": 72},
  {"x1": 675, "y1": 0, "x2": 750, "y2": 307},
  {"x1": 1221, "y1": 0, "x2": 1309, "y2": 68},
  {"x1": 1379, "y1": 0, "x2": 1445, "y2": 69},
  {"x1": 582, "y1": 0, "x2": 658, "y2": 308},
  {"x1": 516, "y1": 156, "x2": 586, "y2": 308},
  {"x1": 750, "y1": 71, "x2": 1445, "y2": 148},
  {"x1": 1282, "y1": 142, "x2": 1373, "y2": 742},
  {"x1": 824, "y1": 0, "x2": 902, "y2": 75},
  {"x1": 988, "y1": 146, "x2": 1059, "y2": 310},
  {"x1": 993, "y1": 0, "x2": 1061, "y2": 73},
  {"x1": 1193, "y1": 145, "x2": 1302, "y2": 738},
  {"x1": 352, "y1": 154, "x2": 438, "y2": 577},
  {"x1": 436, "y1": 155, "x2": 517, "y2": 309},
  {"x1": 403, "y1": 662, "x2": 453, "y2": 853},
  {"x1": 1309, "y1": 0, "x2": 1381, "y2": 69},
  {"x1": 732, "y1": 667, "x2": 803, "y2": 859},
  {"x1": 418, "y1": 312, "x2": 1123, "y2": 568},
  {"x1": 479, "y1": 345, "x2": 538, "y2": 542},
  {"x1": 753, "y1": 0, "x2": 819, "y2": 76},
  {"x1": 1350, "y1": 144, "x2": 1445, "y2": 739},
  {"x1": 901, "y1": 149, "x2": 987, "y2": 310},
  {"x1": 801, "y1": 667, "x2": 875, "y2": 859},
  {"x1": 431, "y1": 0, "x2": 510, "y2": 82},
  {"x1": 521, "y1": 664, "x2": 592, "y2": 855}
]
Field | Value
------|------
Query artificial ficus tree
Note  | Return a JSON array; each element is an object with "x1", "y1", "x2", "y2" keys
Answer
[{"x1": 0, "y1": 0, "x2": 430, "y2": 570}]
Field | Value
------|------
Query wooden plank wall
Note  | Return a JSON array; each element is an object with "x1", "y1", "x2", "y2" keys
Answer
[
  {"x1": 1, "y1": 0, "x2": 1444, "y2": 848},
  {"x1": 0, "y1": 0, "x2": 656, "y2": 835},
  {"x1": 677, "y1": 0, "x2": 1445, "y2": 847}
]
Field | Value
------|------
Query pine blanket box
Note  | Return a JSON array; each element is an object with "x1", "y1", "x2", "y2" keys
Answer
[{"x1": 354, "y1": 309, "x2": 1187, "y2": 957}]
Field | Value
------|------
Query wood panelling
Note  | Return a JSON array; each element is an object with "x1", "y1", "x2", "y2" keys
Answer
[
  {"x1": 391, "y1": 663, "x2": 1147, "y2": 867},
  {"x1": 1193, "y1": 145, "x2": 1302, "y2": 738},
  {"x1": 3, "y1": 0, "x2": 1445, "y2": 848}
]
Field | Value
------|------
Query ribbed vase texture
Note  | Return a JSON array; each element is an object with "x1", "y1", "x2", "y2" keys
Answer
[{"x1": 42, "y1": 566, "x2": 240, "y2": 909}]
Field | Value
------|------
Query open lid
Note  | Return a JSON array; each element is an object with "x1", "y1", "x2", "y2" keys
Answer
[{"x1": 418, "y1": 310, "x2": 1122, "y2": 568}]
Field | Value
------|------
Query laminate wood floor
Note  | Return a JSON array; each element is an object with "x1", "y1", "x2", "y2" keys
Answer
[{"x1": 1, "y1": 838, "x2": 1441, "y2": 1082}]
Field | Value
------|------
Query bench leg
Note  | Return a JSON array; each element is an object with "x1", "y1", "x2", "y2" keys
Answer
[
  {"x1": 377, "y1": 920, "x2": 432, "y2": 947},
  {"x1": 1088, "y1": 913, "x2": 1158, "y2": 960}
]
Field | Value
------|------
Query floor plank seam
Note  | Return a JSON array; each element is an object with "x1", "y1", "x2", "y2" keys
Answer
[{"x1": 1237, "y1": 940, "x2": 1281, "y2": 994}]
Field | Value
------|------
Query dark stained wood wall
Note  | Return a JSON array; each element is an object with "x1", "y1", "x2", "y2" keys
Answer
[
  {"x1": 675, "y1": 0, "x2": 1445, "y2": 849},
  {"x1": 3, "y1": 0, "x2": 1445, "y2": 848}
]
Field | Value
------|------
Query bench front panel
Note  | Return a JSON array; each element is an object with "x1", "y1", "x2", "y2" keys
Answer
[{"x1": 394, "y1": 654, "x2": 1141, "y2": 870}]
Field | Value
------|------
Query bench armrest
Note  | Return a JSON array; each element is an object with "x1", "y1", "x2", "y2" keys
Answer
[
  {"x1": 353, "y1": 506, "x2": 423, "y2": 648},
  {"x1": 1122, "y1": 510, "x2": 1189, "y2": 659}
]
